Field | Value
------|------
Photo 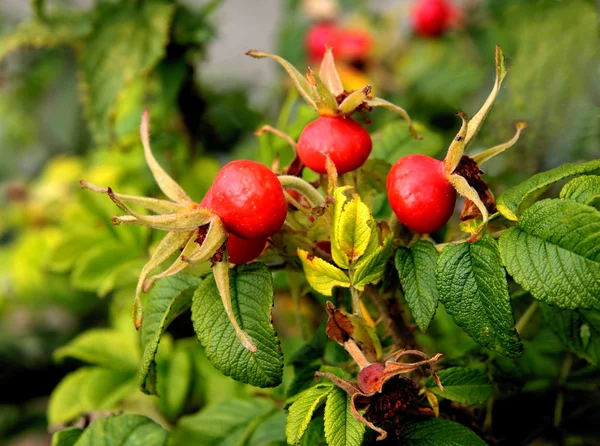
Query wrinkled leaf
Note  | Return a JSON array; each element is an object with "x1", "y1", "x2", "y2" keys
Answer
[
  {"x1": 425, "y1": 367, "x2": 492, "y2": 405},
  {"x1": 298, "y1": 249, "x2": 351, "y2": 296}
]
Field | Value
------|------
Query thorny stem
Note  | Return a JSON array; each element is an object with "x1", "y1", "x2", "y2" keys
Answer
[
  {"x1": 515, "y1": 301, "x2": 539, "y2": 334},
  {"x1": 278, "y1": 175, "x2": 325, "y2": 207},
  {"x1": 553, "y1": 351, "x2": 573, "y2": 428},
  {"x1": 367, "y1": 287, "x2": 416, "y2": 349}
]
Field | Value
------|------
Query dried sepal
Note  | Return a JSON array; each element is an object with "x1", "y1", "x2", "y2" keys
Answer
[
  {"x1": 306, "y1": 67, "x2": 338, "y2": 115},
  {"x1": 245, "y1": 50, "x2": 318, "y2": 110},
  {"x1": 254, "y1": 125, "x2": 298, "y2": 150},
  {"x1": 212, "y1": 257, "x2": 258, "y2": 352},
  {"x1": 364, "y1": 97, "x2": 421, "y2": 140},
  {"x1": 140, "y1": 110, "x2": 192, "y2": 204},
  {"x1": 319, "y1": 47, "x2": 344, "y2": 96},
  {"x1": 338, "y1": 85, "x2": 372, "y2": 115},
  {"x1": 324, "y1": 155, "x2": 338, "y2": 197},
  {"x1": 111, "y1": 208, "x2": 215, "y2": 232},
  {"x1": 80, "y1": 181, "x2": 187, "y2": 214},
  {"x1": 443, "y1": 112, "x2": 469, "y2": 175},
  {"x1": 472, "y1": 121, "x2": 528, "y2": 165},
  {"x1": 448, "y1": 174, "x2": 488, "y2": 240},
  {"x1": 463, "y1": 46, "x2": 507, "y2": 148}
]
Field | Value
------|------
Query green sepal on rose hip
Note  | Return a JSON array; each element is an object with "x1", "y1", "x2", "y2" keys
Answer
[
  {"x1": 247, "y1": 48, "x2": 419, "y2": 175},
  {"x1": 80, "y1": 111, "x2": 289, "y2": 352},
  {"x1": 386, "y1": 46, "x2": 527, "y2": 238}
]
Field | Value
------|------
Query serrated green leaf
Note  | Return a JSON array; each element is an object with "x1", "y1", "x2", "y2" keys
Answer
[
  {"x1": 298, "y1": 249, "x2": 351, "y2": 296},
  {"x1": 48, "y1": 367, "x2": 135, "y2": 426},
  {"x1": 371, "y1": 121, "x2": 443, "y2": 161},
  {"x1": 54, "y1": 329, "x2": 139, "y2": 372},
  {"x1": 286, "y1": 385, "x2": 333, "y2": 445},
  {"x1": 324, "y1": 387, "x2": 365, "y2": 446},
  {"x1": 169, "y1": 398, "x2": 275, "y2": 445},
  {"x1": 541, "y1": 304, "x2": 600, "y2": 367},
  {"x1": 437, "y1": 235, "x2": 522, "y2": 358},
  {"x1": 191, "y1": 263, "x2": 283, "y2": 387},
  {"x1": 353, "y1": 235, "x2": 393, "y2": 291},
  {"x1": 424, "y1": 367, "x2": 492, "y2": 405},
  {"x1": 52, "y1": 427, "x2": 83, "y2": 446},
  {"x1": 0, "y1": 14, "x2": 92, "y2": 62},
  {"x1": 399, "y1": 418, "x2": 487, "y2": 445},
  {"x1": 74, "y1": 414, "x2": 168, "y2": 446},
  {"x1": 498, "y1": 199, "x2": 600, "y2": 309},
  {"x1": 497, "y1": 160, "x2": 600, "y2": 220},
  {"x1": 78, "y1": 1, "x2": 175, "y2": 143},
  {"x1": 395, "y1": 241, "x2": 439, "y2": 332},
  {"x1": 560, "y1": 175, "x2": 600, "y2": 208},
  {"x1": 139, "y1": 273, "x2": 202, "y2": 395}
]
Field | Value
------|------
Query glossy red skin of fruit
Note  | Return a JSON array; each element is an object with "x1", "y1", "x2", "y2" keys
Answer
[
  {"x1": 412, "y1": 0, "x2": 455, "y2": 37},
  {"x1": 338, "y1": 28, "x2": 371, "y2": 60},
  {"x1": 386, "y1": 154, "x2": 456, "y2": 234},
  {"x1": 306, "y1": 22, "x2": 340, "y2": 61},
  {"x1": 204, "y1": 160, "x2": 287, "y2": 240},
  {"x1": 201, "y1": 188, "x2": 268, "y2": 264},
  {"x1": 297, "y1": 116, "x2": 372, "y2": 175}
]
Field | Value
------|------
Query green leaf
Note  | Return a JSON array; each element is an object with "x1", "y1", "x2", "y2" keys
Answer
[
  {"x1": 424, "y1": 367, "x2": 492, "y2": 405},
  {"x1": 157, "y1": 346, "x2": 194, "y2": 422},
  {"x1": 51, "y1": 427, "x2": 83, "y2": 446},
  {"x1": 436, "y1": 235, "x2": 522, "y2": 358},
  {"x1": 324, "y1": 387, "x2": 365, "y2": 446},
  {"x1": 74, "y1": 414, "x2": 168, "y2": 446},
  {"x1": 498, "y1": 199, "x2": 600, "y2": 309},
  {"x1": 541, "y1": 304, "x2": 600, "y2": 366},
  {"x1": 191, "y1": 263, "x2": 283, "y2": 387},
  {"x1": 560, "y1": 175, "x2": 600, "y2": 208},
  {"x1": 54, "y1": 329, "x2": 139, "y2": 372},
  {"x1": 371, "y1": 121, "x2": 443, "y2": 161},
  {"x1": 399, "y1": 418, "x2": 487, "y2": 445},
  {"x1": 170, "y1": 399, "x2": 275, "y2": 445},
  {"x1": 300, "y1": 416, "x2": 326, "y2": 446},
  {"x1": 78, "y1": 1, "x2": 176, "y2": 143},
  {"x1": 357, "y1": 159, "x2": 391, "y2": 197},
  {"x1": 298, "y1": 249, "x2": 351, "y2": 296},
  {"x1": 247, "y1": 410, "x2": 287, "y2": 446},
  {"x1": 353, "y1": 235, "x2": 393, "y2": 291},
  {"x1": 332, "y1": 187, "x2": 372, "y2": 266},
  {"x1": 139, "y1": 273, "x2": 202, "y2": 395},
  {"x1": 0, "y1": 14, "x2": 92, "y2": 62},
  {"x1": 496, "y1": 160, "x2": 600, "y2": 220},
  {"x1": 395, "y1": 241, "x2": 439, "y2": 332},
  {"x1": 286, "y1": 385, "x2": 333, "y2": 445},
  {"x1": 48, "y1": 367, "x2": 136, "y2": 426}
]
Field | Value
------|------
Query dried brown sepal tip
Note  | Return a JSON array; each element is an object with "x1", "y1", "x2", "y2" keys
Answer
[
  {"x1": 454, "y1": 155, "x2": 497, "y2": 221},
  {"x1": 326, "y1": 301, "x2": 354, "y2": 344}
]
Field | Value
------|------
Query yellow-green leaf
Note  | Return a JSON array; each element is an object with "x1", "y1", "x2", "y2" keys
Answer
[
  {"x1": 298, "y1": 249, "x2": 350, "y2": 296},
  {"x1": 332, "y1": 187, "x2": 372, "y2": 267}
]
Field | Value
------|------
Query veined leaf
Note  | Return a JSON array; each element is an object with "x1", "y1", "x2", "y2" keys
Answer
[
  {"x1": 51, "y1": 427, "x2": 83, "y2": 446},
  {"x1": 499, "y1": 199, "x2": 600, "y2": 309},
  {"x1": 286, "y1": 385, "x2": 334, "y2": 445},
  {"x1": 298, "y1": 249, "x2": 351, "y2": 296},
  {"x1": 395, "y1": 241, "x2": 439, "y2": 332},
  {"x1": 353, "y1": 234, "x2": 393, "y2": 291},
  {"x1": 560, "y1": 175, "x2": 600, "y2": 208},
  {"x1": 399, "y1": 418, "x2": 487, "y2": 445},
  {"x1": 74, "y1": 414, "x2": 168, "y2": 446},
  {"x1": 497, "y1": 160, "x2": 600, "y2": 220},
  {"x1": 169, "y1": 398, "x2": 276, "y2": 445},
  {"x1": 78, "y1": 1, "x2": 176, "y2": 143},
  {"x1": 324, "y1": 387, "x2": 365, "y2": 446},
  {"x1": 541, "y1": 304, "x2": 600, "y2": 366},
  {"x1": 191, "y1": 263, "x2": 283, "y2": 387},
  {"x1": 424, "y1": 367, "x2": 492, "y2": 405},
  {"x1": 332, "y1": 187, "x2": 372, "y2": 267},
  {"x1": 54, "y1": 329, "x2": 139, "y2": 372},
  {"x1": 139, "y1": 273, "x2": 202, "y2": 395},
  {"x1": 437, "y1": 235, "x2": 522, "y2": 358}
]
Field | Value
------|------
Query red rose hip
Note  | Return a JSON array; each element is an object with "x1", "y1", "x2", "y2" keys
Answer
[
  {"x1": 412, "y1": 0, "x2": 455, "y2": 37},
  {"x1": 386, "y1": 154, "x2": 456, "y2": 233},
  {"x1": 206, "y1": 160, "x2": 287, "y2": 240},
  {"x1": 297, "y1": 116, "x2": 372, "y2": 174}
]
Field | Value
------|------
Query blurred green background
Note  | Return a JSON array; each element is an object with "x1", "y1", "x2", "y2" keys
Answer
[{"x1": 0, "y1": 0, "x2": 597, "y2": 444}]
